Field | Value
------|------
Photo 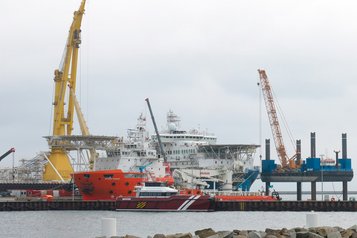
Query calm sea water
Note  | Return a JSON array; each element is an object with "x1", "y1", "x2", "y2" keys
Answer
[{"x1": 0, "y1": 211, "x2": 356, "y2": 238}]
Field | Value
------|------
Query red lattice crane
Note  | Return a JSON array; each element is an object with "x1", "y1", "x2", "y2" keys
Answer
[{"x1": 258, "y1": 69, "x2": 297, "y2": 169}]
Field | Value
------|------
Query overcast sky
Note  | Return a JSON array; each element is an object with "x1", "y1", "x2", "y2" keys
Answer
[{"x1": 1, "y1": 0, "x2": 357, "y2": 192}]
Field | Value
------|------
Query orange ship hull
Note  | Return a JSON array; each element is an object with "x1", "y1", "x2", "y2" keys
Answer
[
  {"x1": 73, "y1": 170, "x2": 146, "y2": 200},
  {"x1": 215, "y1": 195, "x2": 278, "y2": 201}
]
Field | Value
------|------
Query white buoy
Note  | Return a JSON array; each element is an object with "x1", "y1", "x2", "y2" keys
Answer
[
  {"x1": 102, "y1": 218, "x2": 117, "y2": 237},
  {"x1": 306, "y1": 211, "x2": 318, "y2": 228}
]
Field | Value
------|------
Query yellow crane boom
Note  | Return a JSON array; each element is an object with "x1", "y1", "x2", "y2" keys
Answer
[
  {"x1": 53, "y1": 0, "x2": 85, "y2": 136},
  {"x1": 43, "y1": 0, "x2": 86, "y2": 181}
]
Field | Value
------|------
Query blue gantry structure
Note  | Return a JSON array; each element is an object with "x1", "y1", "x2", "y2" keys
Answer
[{"x1": 261, "y1": 133, "x2": 353, "y2": 201}]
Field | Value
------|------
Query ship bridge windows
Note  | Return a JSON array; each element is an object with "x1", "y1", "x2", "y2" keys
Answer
[
  {"x1": 139, "y1": 192, "x2": 177, "y2": 197},
  {"x1": 107, "y1": 150, "x2": 121, "y2": 157},
  {"x1": 104, "y1": 174, "x2": 114, "y2": 179}
]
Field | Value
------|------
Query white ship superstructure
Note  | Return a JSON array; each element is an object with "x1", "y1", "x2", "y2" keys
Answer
[
  {"x1": 152, "y1": 110, "x2": 259, "y2": 191},
  {"x1": 152, "y1": 110, "x2": 217, "y2": 169},
  {"x1": 95, "y1": 114, "x2": 167, "y2": 179}
]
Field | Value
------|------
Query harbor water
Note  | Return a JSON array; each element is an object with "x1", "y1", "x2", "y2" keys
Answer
[{"x1": 1, "y1": 211, "x2": 356, "y2": 238}]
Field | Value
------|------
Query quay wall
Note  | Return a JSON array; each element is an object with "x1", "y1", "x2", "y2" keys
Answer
[{"x1": 1, "y1": 200, "x2": 357, "y2": 211}]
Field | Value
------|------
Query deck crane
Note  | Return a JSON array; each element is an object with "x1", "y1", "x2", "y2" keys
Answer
[
  {"x1": 145, "y1": 98, "x2": 167, "y2": 162},
  {"x1": 43, "y1": 0, "x2": 90, "y2": 180},
  {"x1": 0, "y1": 148, "x2": 15, "y2": 163},
  {"x1": 258, "y1": 69, "x2": 298, "y2": 169}
]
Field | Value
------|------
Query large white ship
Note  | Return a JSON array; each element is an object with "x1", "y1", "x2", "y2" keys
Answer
[
  {"x1": 153, "y1": 110, "x2": 217, "y2": 169},
  {"x1": 152, "y1": 111, "x2": 260, "y2": 191}
]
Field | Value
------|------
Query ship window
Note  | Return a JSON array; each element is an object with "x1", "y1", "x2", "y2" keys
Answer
[
  {"x1": 140, "y1": 192, "x2": 171, "y2": 197},
  {"x1": 83, "y1": 174, "x2": 90, "y2": 178},
  {"x1": 124, "y1": 174, "x2": 145, "y2": 178},
  {"x1": 104, "y1": 174, "x2": 114, "y2": 178}
]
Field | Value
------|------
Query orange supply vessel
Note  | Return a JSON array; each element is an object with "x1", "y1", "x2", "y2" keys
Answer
[
  {"x1": 73, "y1": 170, "x2": 146, "y2": 200},
  {"x1": 214, "y1": 191, "x2": 280, "y2": 201}
]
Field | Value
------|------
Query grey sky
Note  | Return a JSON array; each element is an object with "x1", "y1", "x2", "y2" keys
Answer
[{"x1": 1, "y1": 0, "x2": 357, "y2": 192}]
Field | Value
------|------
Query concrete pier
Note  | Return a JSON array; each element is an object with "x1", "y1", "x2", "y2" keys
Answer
[{"x1": 1, "y1": 200, "x2": 357, "y2": 212}]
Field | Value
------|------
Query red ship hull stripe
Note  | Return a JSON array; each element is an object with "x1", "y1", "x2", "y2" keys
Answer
[
  {"x1": 177, "y1": 195, "x2": 195, "y2": 210},
  {"x1": 178, "y1": 195, "x2": 201, "y2": 211}
]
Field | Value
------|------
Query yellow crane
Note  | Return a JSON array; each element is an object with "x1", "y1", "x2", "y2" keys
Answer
[
  {"x1": 43, "y1": 0, "x2": 87, "y2": 180},
  {"x1": 258, "y1": 69, "x2": 298, "y2": 169}
]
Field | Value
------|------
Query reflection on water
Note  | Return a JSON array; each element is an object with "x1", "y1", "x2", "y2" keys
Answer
[{"x1": 0, "y1": 211, "x2": 356, "y2": 238}]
